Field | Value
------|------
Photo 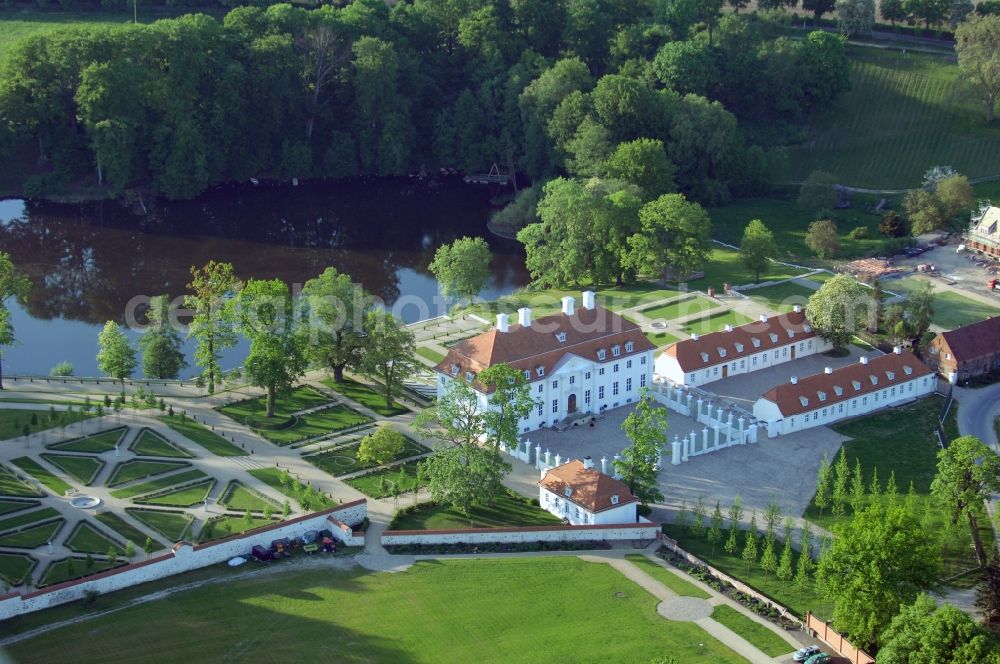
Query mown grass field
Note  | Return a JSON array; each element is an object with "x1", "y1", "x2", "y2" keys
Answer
[
  {"x1": 7, "y1": 558, "x2": 748, "y2": 664},
  {"x1": 888, "y1": 277, "x2": 1000, "y2": 329},
  {"x1": 623, "y1": 554, "x2": 712, "y2": 599},
  {"x1": 157, "y1": 416, "x2": 247, "y2": 457},
  {"x1": 390, "y1": 491, "x2": 562, "y2": 530},
  {"x1": 785, "y1": 46, "x2": 1000, "y2": 188},
  {"x1": 710, "y1": 604, "x2": 792, "y2": 658}
]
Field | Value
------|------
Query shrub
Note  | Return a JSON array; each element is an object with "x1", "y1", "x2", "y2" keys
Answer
[
  {"x1": 848, "y1": 226, "x2": 870, "y2": 239},
  {"x1": 50, "y1": 361, "x2": 74, "y2": 377}
]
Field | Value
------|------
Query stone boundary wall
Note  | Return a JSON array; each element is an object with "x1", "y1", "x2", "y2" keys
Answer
[
  {"x1": 0, "y1": 499, "x2": 367, "y2": 621},
  {"x1": 382, "y1": 521, "x2": 658, "y2": 546}
]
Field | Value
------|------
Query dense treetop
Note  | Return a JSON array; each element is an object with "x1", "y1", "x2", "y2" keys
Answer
[{"x1": 0, "y1": 0, "x2": 849, "y2": 201}]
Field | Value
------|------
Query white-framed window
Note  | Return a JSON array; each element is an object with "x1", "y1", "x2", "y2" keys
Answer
[
  {"x1": 626, "y1": 377, "x2": 633, "y2": 391},
  {"x1": 640, "y1": 374, "x2": 646, "y2": 388},
  {"x1": 585, "y1": 390, "x2": 591, "y2": 404},
  {"x1": 626, "y1": 360, "x2": 632, "y2": 369},
  {"x1": 838, "y1": 403, "x2": 844, "y2": 413},
  {"x1": 537, "y1": 402, "x2": 543, "y2": 416},
  {"x1": 612, "y1": 345, "x2": 621, "y2": 357},
  {"x1": 552, "y1": 380, "x2": 558, "y2": 389},
  {"x1": 537, "y1": 384, "x2": 543, "y2": 394},
  {"x1": 599, "y1": 385, "x2": 605, "y2": 399},
  {"x1": 613, "y1": 381, "x2": 619, "y2": 396},
  {"x1": 614, "y1": 363, "x2": 619, "y2": 373},
  {"x1": 585, "y1": 371, "x2": 591, "y2": 379},
  {"x1": 537, "y1": 367, "x2": 545, "y2": 377},
  {"x1": 597, "y1": 349, "x2": 606, "y2": 361},
  {"x1": 689, "y1": 373, "x2": 695, "y2": 382},
  {"x1": 599, "y1": 367, "x2": 605, "y2": 376},
  {"x1": 569, "y1": 376, "x2": 575, "y2": 385},
  {"x1": 552, "y1": 399, "x2": 558, "y2": 413},
  {"x1": 625, "y1": 341, "x2": 633, "y2": 353},
  {"x1": 523, "y1": 370, "x2": 530, "y2": 380},
  {"x1": 640, "y1": 356, "x2": 646, "y2": 365},
  {"x1": 714, "y1": 367, "x2": 719, "y2": 376}
]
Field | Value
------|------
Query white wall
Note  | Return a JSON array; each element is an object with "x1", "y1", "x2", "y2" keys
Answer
[
  {"x1": 382, "y1": 522, "x2": 658, "y2": 546},
  {"x1": 0, "y1": 500, "x2": 367, "y2": 621},
  {"x1": 656, "y1": 336, "x2": 831, "y2": 387},
  {"x1": 754, "y1": 374, "x2": 936, "y2": 437},
  {"x1": 538, "y1": 487, "x2": 637, "y2": 526}
]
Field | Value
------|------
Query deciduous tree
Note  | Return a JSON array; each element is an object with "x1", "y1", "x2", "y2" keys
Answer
[
  {"x1": 185, "y1": 261, "x2": 240, "y2": 394},
  {"x1": 299, "y1": 267, "x2": 367, "y2": 384},
  {"x1": 97, "y1": 321, "x2": 137, "y2": 387},
  {"x1": 357, "y1": 425, "x2": 406, "y2": 467},
  {"x1": 429, "y1": 236, "x2": 493, "y2": 304},
  {"x1": 878, "y1": 594, "x2": 996, "y2": 663},
  {"x1": 956, "y1": 14, "x2": 1000, "y2": 123},
  {"x1": 625, "y1": 194, "x2": 712, "y2": 284},
  {"x1": 138, "y1": 295, "x2": 187, "y2": 379},
  {"x1": 602, "y1": 138, "x2": 677, "y2": 200},
  {"x1": 798, "y1": 170, "x2": 839, "y2": 210},
  {"x1": 0, "y1": 253, "x2": 30, "y2": 389},
  {"x1": 615, "y1": 390, "x2": 668, "y2": 504},
  {"x1": 739, "y1": 219, "x2": 777, "y2": 283},
  {"x1": 355, "y1": 310, "x2": 416, "y2": 410},
  {"x1": 478, "y1": 363, "x2": 534, "y2": 452},
  {"x1": 807, "y1": 274, "x2": 872, "y2": 348},
  {"x1": 931, "y1": 434, "x2": 1000, "y2": 566},
  {"x1": 421, "y1": 444, "x2": 511, "y2": 520},
  {"x1": 805, "y1": 219, "x2": 840, "y2": 258}
]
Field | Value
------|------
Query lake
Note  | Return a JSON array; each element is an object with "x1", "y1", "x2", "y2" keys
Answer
[{"x1": 0, "y1": 177, "x2": 529, "y2": 377}]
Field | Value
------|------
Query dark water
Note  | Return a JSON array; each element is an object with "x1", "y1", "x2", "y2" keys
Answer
[{"x1": 0, "y1": 178, "x2": 529, "y2": 377}]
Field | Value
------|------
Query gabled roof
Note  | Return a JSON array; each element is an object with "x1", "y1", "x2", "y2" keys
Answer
[
  {"x1": 660, "y1": 310, "x2": 816, "y2": 372},
  {"x1": 435, "y1": 305, "x2": 654, "y2": 393},
  {"x1": 538, "y1": 460, "x2": 637, "y2": 513},
  {"x1": 759, "y1": 352, "x2": 933, "y2": 417},
  {"x1": 936, "y1": 316, "x2": 1000, "y2": 364}
]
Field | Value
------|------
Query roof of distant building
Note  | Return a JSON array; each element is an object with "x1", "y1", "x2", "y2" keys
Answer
[
  {"x1": 935, "y1": 316, "x2": 1000, "y2": 364},
  {"x1": 538, "y1": 460, "x2": 637, "y2": 514}
]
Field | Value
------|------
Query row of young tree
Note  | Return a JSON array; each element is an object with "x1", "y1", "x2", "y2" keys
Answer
[{"x1": 0, "y1": 2, "x2": 851, "y2": 202}]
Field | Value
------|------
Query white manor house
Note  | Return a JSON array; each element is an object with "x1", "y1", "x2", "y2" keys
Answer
[
  {"x1": 435, "y1": 292, "x2": 655, "y2": 434},
  {"x1": 654, "y1": 307, "x2": 831, "y2": 387}
]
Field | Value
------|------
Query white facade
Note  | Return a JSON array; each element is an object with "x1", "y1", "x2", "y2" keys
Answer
[
  {"x1": 656, "y1": 335, "x2": 830, "y2": 387},
  {"x1": 437, "y1": 348, "x2": 654, "y2": 435},
  {"x1": 538, "y1": 485, "x2": 637, "y2": 526},
  {"x1": 753, "y1": 369, "x2": 936, "y2": 437}
]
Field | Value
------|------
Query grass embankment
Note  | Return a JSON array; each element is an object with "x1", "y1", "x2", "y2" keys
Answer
[
  {"x1": 784, "y1": 46, "x2": 1000, "y2": 188},
  {"x1": 390, "y1": 491, "x2": 562, "y2": 531},
  {"x1": 7, "y1": 558, "x2": 748, "y2": 663},
  {"x1": 157, "y1": 416, "x2": 247, "y2": 457}
]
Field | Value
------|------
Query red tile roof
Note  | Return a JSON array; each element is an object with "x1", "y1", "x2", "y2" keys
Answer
[
  {"x1": 660, "y1": 309, "x2": 817, "y2": 372},
  {"x1": 759, "y1": 352, "x2": 933, "y2": 417},
  {"x1": 936, "y1": 316, "x2": 1000, "y2": 364},
  {"x1": 538, "y1": 460, "x2": 638, "y2": 513},
  {"x1": 435, "y1": 305, "x2": 655, "y2": 393}
]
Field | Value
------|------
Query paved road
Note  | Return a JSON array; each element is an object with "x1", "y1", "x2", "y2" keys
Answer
[{"x1": 955, "y1": 383, "x2": 1000, "y2": 449}]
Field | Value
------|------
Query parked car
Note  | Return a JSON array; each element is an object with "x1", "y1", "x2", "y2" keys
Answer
[
  {"x1": 793, "y1": 646, "x2": 821, "y2": 662},
  {"x1": 302, "y1": 530, "x2": 320, "y2": 545},
  {"x1": 270, "y1": 538, "x2": 292, "y2": 557},
  {"x1": 804, "y1": 653, "x2": 831, "y2": 664},
  {"x1": 251, "y1": 545, "x2": 272, "y2": 562}
]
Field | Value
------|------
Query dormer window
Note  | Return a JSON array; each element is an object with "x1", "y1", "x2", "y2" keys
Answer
[
  {"x1": 852, "y1": 380, "x2": 861, "y2": 391},
  {"x1": 886, "y1": 371, "x2": 895, "y2": 380},
  {"x1": 735, "y1": 343, "x2": 744, "y2": 352},
  {"x1": 610, "y1": 495, "x2": 619, "y2": 505},
  {"x1": 903, "y1": 366, "x2": 913, "y2": 375},
  {"x1": 625, "y1": 341, "x2": 633, "y2": 353},
  {"x1": 555, "y1": 331, "x2": 567, "y2": 343},
  {"x1": 869, "y1": 375, "x2": 878, "y2": 385},
  {"x1": 597, "y1": 349, "x2": 606, "y2": 361},
  {"x1": 717, "y1": 347, "x2": 727, "y2": 358},
  {"x1": 700, "y1": 352, "x2": 710, "y2": 362},
  {"x1": 450, "y1": 364, "x2": 460, "y2": 377},
  {"x1": 537, "y1": 367, "x2": 545, "y2": 378},
  {"x1": 804, "y1": 325, "x2": 813, "y2": 333},
  {"x1": 563, "y1": 487, "x2": 573, "y2": 497},
  {"x1": 787, "y1": 330, "x2": 795, "y2": 338},
  {"x1": 769, "y1": 333, "x2": 778, "y2": 343},
  {"x1": 612, "y1": 345, "x2": 621, "y2": 357},
  {"x1": 523, "y1": 370, "x2": 531, "y2": 380},
  {"x1": 799, "y1": 396, "x2": 810, "y2": 407},
  {"x1": 818, "y1": 391, "x2": 827, "y2": 402},
  {"x1": 834, "y1": 386, "x2": 843, "y2": 396},
  {"x1": 751, "y1": 338, "x2": 761, "y2": 348}
]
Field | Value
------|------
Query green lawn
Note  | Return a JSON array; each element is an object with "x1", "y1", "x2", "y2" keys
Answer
[
  {"x1": 0, "y1": 12, "x2": 149, "y2": 64},
  {"x1": 320, "y1": 377, "x2": 410, "y2": 417},
  {"x1": 390, "y1": 491, "x2": 562, "y2": 530},
  {"x1": 0, "y1": 464, "x2": 43, "y2": 497},
  {"x1": 693, "y1": 248, "x2": 811, "y2": 291},
  {"x1": 306, "y1": 437, "x2": 427, "y2": 477},
  {"x1": 39, "y1": 557, "x2": 117, "y2": 588},
  {"x1": 746, "y1": 281, "x2": 817, "y2": 312},
  {"x1": 95, "y1": 512, "x2": 162, "y2": 549},
  {"x1": 889, "y1": 278, "x2": 1000, "y2": 330},
  {"x1": 109, "y1": 469, "x2": 207, "y2": 499},
  {"x1": 640, "y1": 296, "x2": 719, "y2": 322},
  {"x1": 624, "y1": 554, "x2": 712, "y2": 599},
  {"x1": 0, "y1": 506, "x2": 60, "y2": 533},
  {"x1": 157, "y1": 416, "x2": 248, "y2": 457},
  {"x1": 708, "y1": 197, "x2": 895, "y2": 260},
  {"x1": 0, "y1": 552, "x2": 35, "y2": 585},
  {"x1": 65, "y1": 521, "x2": 123, "y2": 555},
  {"x1": 0, "y1": 409, "x2": 93, "y2": 441},
  {"x1": 48, "y1": 427, "x2": 126, "y2": 453},
  {"x1": 8, "y1": 557, "x2": 749, "y2": 664},
  {"x1": 415, "y1": 346, "x2": 445, "y2": 364},
  {"x1": 218, "y1": 481, "x2": 278, "y2": 513},
  {"x1": 464, "y1": 282, "x2": 681, "y2": 319},
  {"x1": 129, "y1": 429, "x2": 192, "y2": 458},
  {"x1": 106, "y1": 460, "x2": 189, "y2": 487},
  {"x1": 645, "y1": 330, "x2": 681, "y2": 348},
  {"x1": 137, "y1": 480, "x2": 215, "y2": 508},
  {"x1": 683, "y1": 311, "x2": 754, "y2": 335},
  {"x1": 246, "y1": 468, "x2": 335, "y2": 510},
  {"x1": 126, "y1": 509, "x2": 193, "y2": 542},
  {"x1": 346, "y1": 460, "x2": 425, "y2": 498},
  {"x1": 710, "y1": 604, "x2": 793, "y2": 657},
  {"x1": 218, "y1": 387, "x2": 333, "y2": 423},
  {"x1": 806, "y1": 396, "x2": 988, "y2": 580},
  {"x1": 662, "y1": 525, "x2": 825, "y2": 620},
  {"x1": 784, "y1": 46, "x2": 1000, "y2": 188},
  {"x1": 0, "y1": 498, "x2": 39, "y2": 516},
  {"x1": 198, "y1": 515, "x2": 277, "y2": 542},
  {"x1": 10, "y1": 457, "x2": 72, "y2": 495},
  {"x1": 248, "y1": 406, "x2": 373, "y2": 446},
  {"x1": 0, "y1": 520, "x2": 64, "y2": 549},
  {"x1": 39, "y1": 454, "x2": 104, "y2": 486}
]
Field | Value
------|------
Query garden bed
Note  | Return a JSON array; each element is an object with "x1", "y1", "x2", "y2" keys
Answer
[
  {"x1": 218, "y1": 480, "x2": 278, "y2": 513},
  {"x1": 47, "y1": 427, "x2": 127, "y2": 453},
  {"x1": 0, "y1": 506, "x2": 60, "y2": 533},
  {"x1": 157, "y1": 415, "x2": 248, "y2": 457},
  {"x1": 0, "y1": 519, "x2": 65, "y2": 549},
  {"x1": 0, "y1": 498, "x2": 40, "y2": 516},
  {"x1": 9, "y1": 457, "x2": 72, "y2": 495},
  {"x1": 125, "y1": 508, "x2": 193, "y2": 542},
  {"x1": 65, "y1": 520, "x2": 124, "y2": 554},
  {"x1": 95, "y1": 512, "x2": 162, "y2": 549},
  {"x1": 306, "y1": 437, "x2": 427, "y2": 477},
  {"x1": 0, "y1": 465, "x2": 43, "y2": 497},
  {"x1": 390, "y1": 491, "x2": 561, "y2": 531},
  {"x1": 38, "y1": 557, "x2": 120, "y2": 588},
  {"x1": 110, "y1": 468, "x2": 209, "y2": 500},
  {"x1": 320, "y1": 377, "x2": 410, "y2": 417},
  {"x1": 198, "y1": 514, "x2": 278, "y2": 542},
  {"x1": 245, "y1": 405, "x2": 373, "y2": 446},
  {"x1": 129, "y1": 428, "x2": 192, "y2": 458},
  {"x1": 345, "y1": 460, "x2": 424, "y2": 498},
  {"x1": 135, "y1": 479, "x2": 216, "y2": 508},
  {"x1": 106, "y1": 460, "x2": 190, "y2": 487},
  {"x1": 39, "y1": 453, "x2": 104, "y2": 485},
  {"x1": 246, "y1": 468, "x2": 334, "y2": 510},
  {"x1": 0, "y1": 552, "x2": 35, "y2": 586}
]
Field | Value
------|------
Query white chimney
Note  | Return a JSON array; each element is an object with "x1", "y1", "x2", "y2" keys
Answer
[
  {"x1": 583, "y1": 455, "x2": 594, "y2": 470},
  {"x1": 759, "y1": 314, "x2": 768, "y2": 323},
  {"x1": 824, "y1": 366, "x2": 833, "y2": 374},
  {"x1": 496, "y1": 313, "x2": 509, "y2": 333},
  {"x1": 724, "y1": 324, "x2": 734, "y2": 332},
  {"x1": 582, "y1": 291, "x2": 596, "y2": 310},
  {"x1": 893, "y1": 346, "x2": 902, "y2": 355},
  {"x1": 691, "y1": 333, "x2": 700, "y2": 341},
  {"x1": 793, "y1": 305, "x2": 803, "y2": 313},
  {"x1": 561, "y1": 296, "x2": 575, "y2": 317},
  {"x1": 518, "y1": 307, "x2": 532, "y2": 328},
  {"x1": 860, "y1": 356, "x2": 869, "y2": 365},
  {"x1": 790, "y1": 376, "x2": 798, "y2": 385}
]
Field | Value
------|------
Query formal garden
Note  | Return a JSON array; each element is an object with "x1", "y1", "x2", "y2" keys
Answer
[{"x1": 218, "y1": 387, "x2": 372, "y2": 446}]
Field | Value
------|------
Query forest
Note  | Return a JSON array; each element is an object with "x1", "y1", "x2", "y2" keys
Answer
[{"x1": 0, "y1": 0, "x2": 850, "y2": 202}]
